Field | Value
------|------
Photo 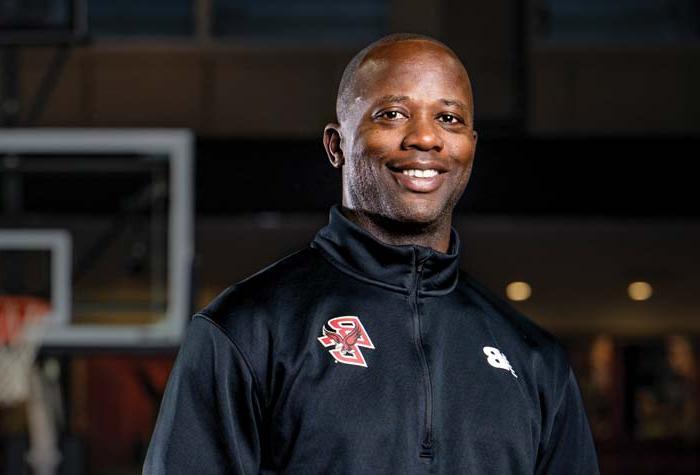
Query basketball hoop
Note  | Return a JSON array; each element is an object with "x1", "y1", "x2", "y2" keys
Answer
[{"x1": 0, "y1": 296, "x2": 50, "y2": 406}]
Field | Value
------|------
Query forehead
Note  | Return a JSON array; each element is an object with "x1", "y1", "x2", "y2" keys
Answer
[{"x1": 353, "y1": 40, "x2": 470, "y2": 102}]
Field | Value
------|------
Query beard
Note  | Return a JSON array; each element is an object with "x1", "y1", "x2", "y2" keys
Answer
[{"x1": 343, "y1": 159, "x2": 471, "y2": 235}]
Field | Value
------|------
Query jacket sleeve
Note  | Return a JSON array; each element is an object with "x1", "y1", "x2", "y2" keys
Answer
[
  {"x1": 535, "y1": 366, "x2": 600, "y2": 474},
  {"x1": 143, "y1": 315, "x2": 265, "y2": 475}
]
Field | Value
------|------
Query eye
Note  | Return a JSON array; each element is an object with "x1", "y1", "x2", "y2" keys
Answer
[
  {"x1": 438, "y1": 113, "x2": 463, "y2": 125},
  {"x1": 377, "y1": 110, "x2": 408, "y2": 121}
]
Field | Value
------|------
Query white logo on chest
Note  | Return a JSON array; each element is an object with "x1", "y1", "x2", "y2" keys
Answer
[{"x1": 483, "y1": 346, "x2": 518, "y2": 378}]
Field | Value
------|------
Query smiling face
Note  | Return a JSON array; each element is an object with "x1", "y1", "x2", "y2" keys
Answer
[{"x1": 324, "y1": 39, "x2": 477, "y2": 226}]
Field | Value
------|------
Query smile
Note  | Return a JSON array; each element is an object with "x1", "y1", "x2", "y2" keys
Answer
[
  {"x1": 402, "y1": 169, "x2": 439, "y2": 178},
  {"x1": 389, "y1": 167, "x2": 447, "y2": 193}
]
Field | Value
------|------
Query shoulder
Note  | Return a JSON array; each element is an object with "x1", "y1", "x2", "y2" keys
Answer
[
  {"x1": 457, "y1": 271, "x2": 560, "y2": 349},
  {"x1": 189, "y1": 246, "x2": 332, "y2": 403},
  {"x1": 196, "y1": 246, "x2": 339, "y2": 332},
  {"x1": 456, "y1": 271, "x2": 570, "y2": 384},
  {"x1": 199, "y1": 247, "x2": 321, "y2": 316}
]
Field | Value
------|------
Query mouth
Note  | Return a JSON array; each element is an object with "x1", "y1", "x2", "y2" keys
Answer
[
  {"x1": 387, "y1": 162, "x2": 449, "y2": 193},
  {"x1": 399, "y1": 169, "x2": 440, "y2": 178}
]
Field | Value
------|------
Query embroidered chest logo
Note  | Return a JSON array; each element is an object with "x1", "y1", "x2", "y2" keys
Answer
[
  {"x1": 317, "y1": 316, "x2": 375, "y2": 367},
  {"x1": 483, "y1": 346, "x2": 518, "y2": 378}
]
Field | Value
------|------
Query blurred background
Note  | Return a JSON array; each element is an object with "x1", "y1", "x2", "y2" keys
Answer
[{"x1": 0, "y1": 0, "x2": 699, "y2": 474}]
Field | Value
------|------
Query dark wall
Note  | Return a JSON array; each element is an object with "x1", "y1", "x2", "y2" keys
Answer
[
  {"x1": 2, "y1": 0, "x2": 699, "y2": 136},
  {"x1": 192, "y1": 136, "x2": 700, "y2": 217}
]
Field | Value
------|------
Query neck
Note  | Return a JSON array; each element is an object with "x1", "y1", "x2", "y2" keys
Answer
[{"x1": 340, "y1": 206, "x2": 453, "y2": 253}]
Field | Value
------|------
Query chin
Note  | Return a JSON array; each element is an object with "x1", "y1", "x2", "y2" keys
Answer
[{"x1": 390, "y1": 198, "x2": 446, "y2": 225}]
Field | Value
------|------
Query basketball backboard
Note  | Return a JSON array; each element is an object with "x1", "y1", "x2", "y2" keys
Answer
[{"x1": 0, "y1": 129, "x2": 194, "y2": 349}]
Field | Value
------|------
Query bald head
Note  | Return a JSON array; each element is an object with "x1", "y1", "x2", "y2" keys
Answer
[{"x1": 335, "y1": 33, "x2": 474, "y2": 125}]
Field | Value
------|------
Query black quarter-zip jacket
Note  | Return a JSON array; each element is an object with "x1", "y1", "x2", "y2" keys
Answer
[{"x1": 145, "y1": 206, "x2": 599, "y2": 474}]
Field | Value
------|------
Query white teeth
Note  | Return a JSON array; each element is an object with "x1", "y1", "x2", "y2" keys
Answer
[{"x1": 402, "y1": 169, "x2": 438, "y2": 178}]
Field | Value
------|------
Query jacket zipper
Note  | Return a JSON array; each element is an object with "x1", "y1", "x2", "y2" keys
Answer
[{"x1": 411, "y1": 256, "x2": 434, "y2": 459}]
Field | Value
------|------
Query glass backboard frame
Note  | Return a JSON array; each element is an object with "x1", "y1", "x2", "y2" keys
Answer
[
  {"x1": 0, "y1": 229, "x2": 72, "y2": 330},
  {"x1": 0, "y1": 129, "x2": 194, "y2": 349}
]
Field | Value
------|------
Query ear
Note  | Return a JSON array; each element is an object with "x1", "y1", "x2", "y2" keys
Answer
[
  {"x1": 472, "y1": 129, "x2": 478, "y2": 145},
  {"x1": 323, "y1": 123, "x2": 344, "y2": 168}
]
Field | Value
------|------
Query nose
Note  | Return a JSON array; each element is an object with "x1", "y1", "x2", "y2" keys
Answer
[{"x1": 401, "y1": 115, "x2": 444, "y2": 152}]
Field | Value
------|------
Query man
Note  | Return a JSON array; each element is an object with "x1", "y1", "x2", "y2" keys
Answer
[{"x1": 144, "y1": 33, "x2": 599, "y2": 474}]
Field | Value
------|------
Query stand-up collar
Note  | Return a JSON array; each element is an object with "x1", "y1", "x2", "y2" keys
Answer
[{"x1": 311, "y1": 205, "x2": 461, "y2": 294}]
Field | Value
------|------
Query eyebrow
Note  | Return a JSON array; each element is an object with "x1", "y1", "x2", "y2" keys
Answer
[
  {"x1": 376, "y1": 95, "x2": 467, "y2": 111},
  {"x1": 440, "y1": 99, "x2": 468, "y2": 111},
  {"x1": 376, "y1": 95, "x2": 410, "y2": 104}
]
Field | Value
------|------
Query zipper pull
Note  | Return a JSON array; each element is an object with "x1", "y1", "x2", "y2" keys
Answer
[
  {"x1": 416, "y1": 252, "x2": 429, "y2": 274},
  {"x1": 420, "y1": 441, "x2": 434, "y2": 458}
]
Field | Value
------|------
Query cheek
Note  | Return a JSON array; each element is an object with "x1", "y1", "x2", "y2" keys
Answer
[
  {"x1": 449, "y1": 140, "x2": 476, "y2": 169},
  {"x1": 348, "y1": 136, "x2": 392, "y2": 179},
  {"x1": 448, "y1": 142, "x2": 476, "y2": 187},
  {"x1": 355, "y1": 130, "x2": 392, "y2": 159},
  {"x1": 345, "y1": 141, "x2": 384, "y2": 190},
  {"x1": 354, "y1": 124, "x2": 404, "y2": 158}
]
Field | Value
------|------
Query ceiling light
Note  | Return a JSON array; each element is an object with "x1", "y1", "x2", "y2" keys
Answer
[
  {"x1": 506, "y1": 281, "x2": 531, "y2": 301},
  {"x1": 628, "y1": 281, "x2": 653, "y2": 301}
]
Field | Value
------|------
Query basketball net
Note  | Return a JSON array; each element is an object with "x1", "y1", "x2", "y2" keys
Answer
[
  {"x1": 0, "y1": 296, "x2": 63, "y2": 474},
  {"x1": 0, "y1": 296, "x2": 50, "y2": 405}
]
